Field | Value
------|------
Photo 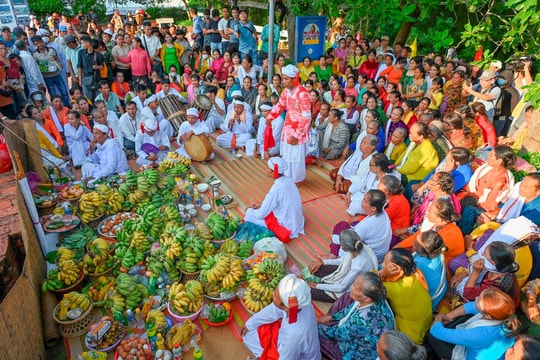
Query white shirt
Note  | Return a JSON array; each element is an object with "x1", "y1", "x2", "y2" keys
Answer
[
  {"x1": 135, "y1": 129, "x2": 170, "y2": 160},
  {"x1": 106, "y1": 111, "x2": 124, "y2": 148},
  {"x1": 221, "y1": 109, "x2": 254, "y2": 135},
  {"x1": 246, "y1": 176, "x2": 305, "y2": 238},
  {"x1": 176, "y1": 121, "x2": 210, "y2": 144},
  {"x1": 88, "y1": 138, "x2": 129, "y2": 179},
  {"x1": 352, "y1": 211, "x2": 393, "y2": 262},
  {"x1": 118, "y1": 112, "x2": 144, "y2": 142},
  {"x1": 139, "y1": 34, "x2": 162, "y2": 57},
  {"x1": 244, "y1": 303, "x2": 321, "y2": 360},
  {"x1": 20, "y1": 49, "x2": 45, "y2": 94},
  {"x1": 157, "y1": 88, "x2": 187, "y2": 103}
]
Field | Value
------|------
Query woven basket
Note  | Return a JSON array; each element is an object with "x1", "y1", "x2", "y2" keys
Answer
[
  {"x1": 52, "y1": 271, "x2": 86, "y2": 300},
  {"x1": 56, "y1": 302, "x2": 96, "y2": 338},
  {"x1": 37, "y1": 202, "x2": 58, "y2": 217},
  {"x1": 180, "y1": 270, "x2": 200, "y2": 283},
  {"x1": 87, "y1": 267, "x2": 113, "y2": 282},
  {"x1": 84, "y1": 215, "x2": 105, "y2": 231}
]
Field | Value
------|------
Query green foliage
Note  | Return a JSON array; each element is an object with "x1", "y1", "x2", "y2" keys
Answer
[
  {"x1": 72, "y1": 0, "x2": 107, "y2": 21},
  {"x1": 429, "y1": 29, "x2": 454, "y2": 53},
  {"x1": 28, "y1": 0, "x2": 67, "y2": 18},
  {"x1": 523, "y1": 83, "x2": 540, "y2": 110},
  {"x1": 146, "y1": 7, "x2": 189, "y2": 22}
]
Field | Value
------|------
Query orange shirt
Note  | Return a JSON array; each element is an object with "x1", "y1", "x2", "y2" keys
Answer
[
  {"x1": 397, "y1": 222, "x2": 465, "y2": 268},
  {"x1": 380, "y1": 66, "x2": 404, "y2": 85},
  {"x1": 43, "y1": 106, "x2": 69, "y2": 126},
  {"x1": 111, "y1": 81, "x2": 131, "y2": 100},
  {"x1": 41, "y1": 118, "x2": 64, "y2": 147}
]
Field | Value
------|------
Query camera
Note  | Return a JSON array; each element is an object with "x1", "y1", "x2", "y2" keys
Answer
[{"x1": 508, "y1": 54, "x2": 537, "y2": 73}]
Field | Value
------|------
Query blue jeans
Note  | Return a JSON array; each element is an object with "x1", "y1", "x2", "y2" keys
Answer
[
  {"x1": 210, "y1": 42, "x2": 222, "y2": 55},
  {"x1": 44, "y1": 74, "x2": 70, "y2": 106}
]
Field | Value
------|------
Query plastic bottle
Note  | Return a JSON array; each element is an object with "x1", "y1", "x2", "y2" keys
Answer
[
  {"x1": 194, "y1": 190, "x2": 201, "y2": 206},
  {"x1": 126, "y1": 309, "x2": 135, "y2": 328},
  {"x1": 134, "y1": 308, "x2": 145, "y2": 334},
  {"x1": 155, "y1": 333, "x2": 165, "y2": 351},
  {"x1": 62, "y1": 202, "x2": 71, "y2": 215},
  {"x1": 148, "y1": 275, "x2": 158, "y2": 295},
  {"x1": 146, "y1": 323, "x2": 157, "y2": 349},
  {"x1": 221, "y1": 206, "x2": 228, "y2": 219},
  {"x1": 173, "y1": 343, "x2": 183, "y2": 360},
  {"x1": 193, "y1": 346, "x2": 203, "y2": 360}
]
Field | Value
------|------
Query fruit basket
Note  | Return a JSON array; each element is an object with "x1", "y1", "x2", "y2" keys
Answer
[
  {"x1": 201, "y1": 302, "x2": 233, "y2": 327},
  {"x1": 180, "y1": 269, "x2": 200, "y2": 283},
  {"x1": 114, "y1": 335, "x2": 153, "y2": 360},
  {"x1": 53, "y1": 295, "x2": 95, "y2": 338},
  {"x1": 97, "y1": 212, "x2": 139, "y2": 238},
  {"x1": 85, "y1": 319, "x2": 125, "y2": 352},
  {"x1": 51, "y1": 270, "x2": 86, "y2": 298},
  {"x1": 167, "y1": 301, "x2": 203, "y2": 323}
]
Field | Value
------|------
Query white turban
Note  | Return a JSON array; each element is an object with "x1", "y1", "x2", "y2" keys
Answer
[
  {"x1": 186, "y1": 108, "x2": 199, "y2": 117},
  {"x1": 94, "y1": 123, "x2": 109, "y2": 134},
  {"x1": 267, "y1": 157, "x2": 287, "y2": 175},
  {"x1": 281, "y1": 64, "x2": 299, "y2": 78},
  {"x1": 232, "y1": 99, "x2": 245, "y2": 106},
  {"x1": 278, "y1": 274, "x2": 311, "y2": 309},
  {"x1": 144, "y1": 94, "x2": 157, "y2": 107},
  {"x1": 259, "y1": 103, "x2": 273, "y2": 111},
  {"x1": 143, "y1": 118, "x2": 158, "y2": 131},
  {"x1": 231, "y1": 90, "x2": 242, "y2": 98}
]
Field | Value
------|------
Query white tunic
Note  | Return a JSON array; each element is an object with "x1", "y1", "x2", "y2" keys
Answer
[
  {"x1": 175, "y1": 121, "x2": 211, "y2": 160},
  {"x1": 243, "y1": 303, "x2": 321, "y2": 360},
  {"x1": 118, "y1": 112, "x2": 143, "y2": 143},
  {"x1": 254, "y1": 114, "x2": 284, "y2": 156},
  {"x1": 64, "y1": 123, "x2": 92, "y2": 166},
  {"x1": 106, "y1": 110, "x2": 124, "y2": 148},
  {"x1": 205, "y1": 97, "x2": 226, "y2": 133},
  {"x1": 134, "y1": 129, "x2": 170, "y2": 166},
  {"x1": 352, "y1": 212, "x2": 392, "y2": 262},
  {"x1": 216, "y1": 109, "x2": 253, "y2": 148},
  {"x1": 82, "y1": 138, "x2": 129, "y2": 180},
  {"x1": 244, "y1": 176, "x2": 304, "y2": 238}
]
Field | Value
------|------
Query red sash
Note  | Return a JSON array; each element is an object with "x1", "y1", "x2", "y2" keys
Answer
[
  {"x1": 256, "y1": 319, "x2": 282, "y2": 360},
  {"x1": 264, "y1": 211, "x2": 291, "y2": 243},
  {"x1": 263, "y1": 124, "x2": 275, "y2": 151}
]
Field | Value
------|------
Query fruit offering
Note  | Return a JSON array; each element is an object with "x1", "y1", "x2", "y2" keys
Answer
[
  {"x1": 87, "y1": 318, "x2": 125, "y2": 350},
  {"x1": 84, "y1": 276, "x2": 115, "y2": 304},
  {"x1": 205, "y1": 303, "x2": 231, "y2": 323},
  {"x1": 146, "y1": 309, "x2": 167, "y2": 333},
  {"x1": 168, "y1": 280, "x2": 203, "y2": 315},
  {"x1": 158, "y1": 152, "x2": 191, "y2": 175},
  {"x1": 237, "y1": 240, "x2": 254, "y2": 259},
  {"x1": 99, "y1": 212, "x2": 138, "y2": 237},
  {"x1": 56, "y1": 291, "x2": 92, "y2": 321},
  {"x1": 106, "y1": 273, "x2": 147, "y2": 313},
  {"x1": 116, "y1": 335, "x2": 151, "y2": 360},
  {"x1": 243, "y1": 259, "x2": 286, "y2": 313},
  {"x1": 200, "y1": 253, "x2": 245, "y2": 294},
  {"x1": 61, "y1": 227, "x2": 97, "y2": 249},
  {"x1": 204, "y1": 212, "x2": 240, "y2": 240},
  {"x1": 166, "y1": 319, "x2": 198, "y2": 348},
  {"x1": 83, "y1": 239, "x2": 115, "y2": 276},
  {"x1": 78, "y1": 191, "x2": 107, "y2": 222},
  {"x1": 59, "y1": 184, "x2": 85, "y2": 200}
]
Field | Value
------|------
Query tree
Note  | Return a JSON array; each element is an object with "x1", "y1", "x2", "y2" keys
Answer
[{"x1": 27, "y1": 0, "x2": 67, "y2": 18}]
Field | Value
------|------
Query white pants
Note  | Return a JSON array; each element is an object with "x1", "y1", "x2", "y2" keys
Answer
[
  {"x1": 280, "y1": 142, "x2": 307, "y2": 183},
  {"x1": 244, "y1": 208, "x2": 267, "y2": 228},
  {"x1": 175, "y1": 146, "x2": 215, "y2": 161},
  {"x1": 136, "y1": 150, "x2": 167, "y2": 166},
  {"x1": 215, "y1": 132, "x2": 252, "y2": 149}
]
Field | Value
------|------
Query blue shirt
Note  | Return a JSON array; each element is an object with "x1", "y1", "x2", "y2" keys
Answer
[
  {"x1": 430, "y1": 302, "x2": 515, "y2": 360},
  {"x1": 414, "y1": 254, "x2": 447, "y2": 310},
  {"x1": 192, "y1": 16, "x2": 204, "y2": 35},
  {"x1": 423, "y1": 163, "x2": 473, "y2": 192},
  {"x1": 236, "y1": 21, "x2": 257, "y2": 54}
]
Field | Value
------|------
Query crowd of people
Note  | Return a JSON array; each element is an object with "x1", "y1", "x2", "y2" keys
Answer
[{"x1": 0, "y1": 8, "x2": 539, "y2": 360}]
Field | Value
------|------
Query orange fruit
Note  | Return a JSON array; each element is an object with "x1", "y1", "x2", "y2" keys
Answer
[{"x1": 221, "y1": 302, "x2": 232, "y2": 312}]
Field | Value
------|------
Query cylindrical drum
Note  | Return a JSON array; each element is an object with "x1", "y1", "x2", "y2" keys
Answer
[
  {"x1": 191, "y1": 94, "x2": 212, "y2": 121},
  {"x1": 159, "y1": 94, "x2": 186, "y2": 135},
  {"x1": 185, "y1": 134, "x2": 213, "y2": 162}
]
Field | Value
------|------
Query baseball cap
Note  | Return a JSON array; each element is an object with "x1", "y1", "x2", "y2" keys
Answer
[
  {"x1": 103, "y1": 29, "x2": 114, "y2": 36},
  {"x1": 64, "y1": 34, "x2": 76, "y2": 44},
  {"x1": 59, "y1": 25, "x2": 68, "y2": 31}
]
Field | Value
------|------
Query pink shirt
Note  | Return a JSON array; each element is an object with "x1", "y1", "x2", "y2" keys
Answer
[
  {"x1": 268, "y1": 85, "x2": 311, "y2": 143},
  {"x1": 117, "y1": 48, "x2": 151, "y2": 77}
]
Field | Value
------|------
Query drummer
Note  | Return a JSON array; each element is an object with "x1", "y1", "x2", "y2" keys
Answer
[
  {"x1": 156, "y1": 78, "x2": 187, "y2": 103},
  {"x1": 141, "y1": 94, "x2": 175, "y2": 142},
  {"x1": 216, "y1": 99, "x2": 254, "y2": 155},
  {"x1": 205, "y1": 85, "x2": 226, "y2": 133},
  {"x1": 176, "y1": 107, "x2": 214, "y2": 162},
  {"x1": 135, "y1": 118, "x2": 170, "y2": 167},
  {"x1": 227, "y1": 90, "x2": 253, "y2": 114}
]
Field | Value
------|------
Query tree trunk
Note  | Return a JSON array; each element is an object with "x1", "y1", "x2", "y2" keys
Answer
[
  {"x1": 287, "y1": 11, "x2": 295, "y2": 61},
  {"x1": 393, "y1": 3, "x2": 421, "y2": 45}
]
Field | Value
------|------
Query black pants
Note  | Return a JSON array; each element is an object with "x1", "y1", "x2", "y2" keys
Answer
[
  {"x1": 310, "y1": 265, "x2": 338, "y2": 302},
  {"x1": 275, "y1": 0, "x2": 288, "y2": 23}
]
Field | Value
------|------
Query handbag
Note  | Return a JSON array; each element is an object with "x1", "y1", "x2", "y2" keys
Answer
[{"x1": 82, "y1": 52, "x2": 99, "y2": 91}]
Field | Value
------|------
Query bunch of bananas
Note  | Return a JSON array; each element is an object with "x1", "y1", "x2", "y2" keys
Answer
[
  {"x1": 205, "y1": 212, "x2": 240, "y2": 240},
  {"x1": 114, "y1": 246, "x2": 144, "y2": 272},
  {"x1": 105, "y1": 289, "x2": 126, "y2": 313},
  {"x1": 137, "y1": 175, "x2": 158, "y2": 196},
  {"x1": 57, "y1": 247, "x2": 75, "y2": 266},
  {"x1": 42, "y1": 269, "x2": 65, "y2": 292},
  {"x1": 168, "y1": 280, "x2": 203, "y2": 315},
  {"x1": 131, "y1": 204, "x2": 164, "y2": 239},
  {"x1": 129, "y1": 231, "x2": 152, "y2": 253},
  {"x1": 85, "y1": 276, "x2": 115, "y2": 303},
  {"x1": 82, "y1": 251, "x2": 114, "y2": 275},
  {"x1": 146, "y1": 248, "x2": 180, "y2": 280},
  {"x1": 237, "y1": 240, "x2": 254, "y2": 259},
  {"x1": 195, "y1": 222, "x2": 213, "y2": 241},
  {"x1": 79, "y1": 191, "x2": 107, "y2": 223},
  {"x1": 140, "y1": 168, "x2": 160, "y2": 185},
  {"x1": 125, "y1": 169, "x2": 137, "y2": 187},
  {"x1": 126, "y1": 189, "x2": 148, "y2": 206},
  {"x1": 160, "y1": 228, "x2": 183, "y2": 260},
  {"x1": 178, "y1": 235, "x2": 213, "y2": 274},
  {"x1": 220, "y1": 239, "x2": 239, "y2": 255},
  {"x1": 166, "y1": 319, "x2": 197, "y2": 348},
  {"x1": 158, "y1": 152, "x2": 191, "y2": 175},
  {"x1": 105, "y1": 190, "x2": 125, "y2": 214},
  {"x1": 157, "y1": 174, "x2": 177, "y2": 192},
  {"x1": 161, "y1": 204, "x2": 182, "y2": 224},
  {"x1": 57, "y1": 259, "x2": 81, "y2": 286},
  {"x1": 201, "y1": 254, "x2": 245, "y2": 292},
  {"x1": 146, "y1": 309, "x2": 167, "y2": 332},
  {"x1": 57, "y1": 291, "x2": 92, "y2": 320},
  {"x1": 114, "y1": 273, "x2": 146, "y2": 310},
  {"x1": 87, "y1": 238, "x2": 110, "y2": 257},
  {"x1": 243, "y1": 259, "x2": 286, "y2": 313}
]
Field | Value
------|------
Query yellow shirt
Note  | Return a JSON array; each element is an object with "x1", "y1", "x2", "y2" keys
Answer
[
  {"x1": 38, "y1": 132, "x2": 62, "y2": 158},
  {"x1": 428, "y1": 92, "x2": 443, "y2": 110}
]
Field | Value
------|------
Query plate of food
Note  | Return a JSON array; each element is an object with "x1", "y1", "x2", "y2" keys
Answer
[{"x1": 43, "y1": 215, "x2": 81, "y2": 233}]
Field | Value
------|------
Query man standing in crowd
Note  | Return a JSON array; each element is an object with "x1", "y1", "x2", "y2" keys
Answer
[
  {"x1": 15, "y1": 40, "x2": 46, "y2": 96},
  {"x1": 266, "y1": 65, "x2": 311, "y2": 184},
  {"x1": 77, "y1": 35, "x2": 104, "y2": 100},
  {"x1": 463, "y1": 70, "x2": 501, "y2": 121},
  {"x1": 234, "y1": 9, "x2": 258, "y2": 63},
  {"x1": 226, "y1": 7, "x2": 240, "y2": 54},
  {"x1": 140, "y1": 21, "x2": 162, "y2": 77},
  {"x1": 190, "y1": 7, "x2": 205, "y2": 50},
  {"x1": 218, "y1": 6, "x2": 231, "y2": 55}
]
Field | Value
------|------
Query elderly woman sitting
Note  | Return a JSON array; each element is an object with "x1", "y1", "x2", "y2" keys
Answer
[
  {"x1": 377, "y1": 331, "x2": 427, "y2": 360},
  {"x1": 317, "y1": 108, "x2": 350, "y2": 160},
  {"x1": 427, "y1": 288, "x2": 520, "y2": 360},
  {"x1": 318, "y1": 272, "x2": 395, "y2": 360},
  {"x1": 307, "y1": 229, "x2": 378, "y2": 302},
  {"x1": 331, "y1": 134, "x2": 378, "y2": 194}
]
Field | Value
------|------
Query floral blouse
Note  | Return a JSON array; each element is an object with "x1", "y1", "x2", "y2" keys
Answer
[{"x1": 318, "y1": 300, "x2": 395, "y2": 360}]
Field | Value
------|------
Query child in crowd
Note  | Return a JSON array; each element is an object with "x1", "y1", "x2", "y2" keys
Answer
[
  {"x1": 64, "y1": 110, "x2": 93, "y2": 170},
  {"x1": 111, "y1": 71, "x2": 130, "y2": 103}
]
